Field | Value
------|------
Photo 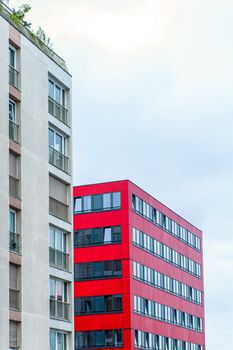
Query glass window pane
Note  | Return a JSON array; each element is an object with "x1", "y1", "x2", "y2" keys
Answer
[
  {"x1": 49, "y1": 80, "x2": 54, "y2": 98},
  {"x1": 55, "y1": 133, "x2": 63, "y2": 153},
  {"x1": 104, "y1": 228, "x2": 111, "y2": 243},
  {"x1": 95, "y1": 296, "x2": 104, "y2": 312},
  {"x1": 55, "y1": 85, "x2": 61, "y2": 104},
  {"x1": 9, "y1": 48, "x2": 15, "y2": 67},
  {"x1": 50, "y1": 279, "x2": 56, "y2": 299},
  {"x1": 56, "y1": 231, "x2": 62, "y2": 251},
  {"x1": 49, "y1": 227, "x2": 55, "y2": 248},
  {"x1": 95, "y1": 331, "x2": 105, "y2": 347},
  {"x1": 9, "y1": 210, "x2": 16, "y2": 233},
  {"x1": 103, "y1": 193, "x2": 111, "y2": 209},
  {"x1": 93, "y1": 194, "x2": 103, "y2": 211},
  {"x1": 94, "y1": 262, "x2": 103, "y2": 277},
  {"x1": 50, "y1": 330, "x2": 56, "y2": 350},
  {"x1": 9, "y1": 101, "x2": 16, "y2": 122},
  {"x1": 83, "y1": 196, "x2": 91, "y2": 211},
  {"x1": 93, "y1": 228, "x2": 103, "y2": 244},
  {"x1": 49, "y1": 129, "x2": 54, "y2": 147},
  {"x1": 112, "y1": 226, "x2": 121, "y2": 242},
  {"x1": 56, "y1": 280, "x2": 63, "y2": 301},
  {"x1": 74, "y1": 198, "x2": 82, "y2": 212},
  {"x1": 112, "y1": 192, "x2": 121, "y2": 207}
]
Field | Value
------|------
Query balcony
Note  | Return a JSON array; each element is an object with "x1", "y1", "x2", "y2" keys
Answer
[
  {"x1": 49, "y1": 247, "x2": 69, "y2": 271},
  {"x1": 9, "y1": 66, "x2": 20, "y2": 89},
  {"x1": 49, "y1": 147, "x2": 69, "y2": 174},
  {"x1": 49, "y1": 197, "x2": 69, "y2": 222},
  {"x1": 9, "y1": 232, "x2": 20, "y2": 254},
  {"x1": 9, "y1": 120, "x2": 20, "y2": 143},
  {"x1": 50, "y1": 299, "x2": 69, "y2": 321},
  {"x1": 9, "y1": 176, "x2": 20, "y2": 198},
  {"x1": 48, "y1": 97, "x2": 68, "y2": 126},
  {"x1": 9, "y1": 288, "x2": 20, "y2": 310}
]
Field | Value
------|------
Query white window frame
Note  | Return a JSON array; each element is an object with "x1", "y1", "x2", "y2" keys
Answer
[
  {"x1": 49, "y1": 127, "x2": 66, "y2": 155},
  {"x1": 49, "y1": 79, "x2": 66, "y2": 107},
  {"x1": 9, "y1": 209, "x2": 16, "y2": 233},
  {"x1": 9, "y1": 100, "x2": 16, "y2": 123},
  {"x1": 9, "y1": 45, "x2": 16, "y2": 69},
  {"x1": 49, "y1": 226, "x2": 67, "y2": 253}
]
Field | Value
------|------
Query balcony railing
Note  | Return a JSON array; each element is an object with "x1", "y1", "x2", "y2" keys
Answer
[
  {"x1": 9, "y1": 120, "x2": 20, "y2": 143},
  {"x1": 9, "y1": 288, "x2": 20, "y2": 310},
  {"x1": 48, "y1": 97, "x2": 68, "y2": 126},
  {"x1": 50, "y1": 299, "x2": 69, "y2": 321},
  {"x1": 9, "y1": 232, "x2": 20, "y2": 254},
  {"x1": 9, "y1": 176, "x2": 20, "y2": 198},
  {"x1": 9, "y1": 66, "x2": 20, "y2": 89},
  {"x1": 49, "y1": 247, "x2": 69, "y2": 271},
  {"x1": 49, "y1": 197, "x2": 69, "y2": 222},
  {"x1": 49, "y1": 147, "x2": 69, "y2": 174}
]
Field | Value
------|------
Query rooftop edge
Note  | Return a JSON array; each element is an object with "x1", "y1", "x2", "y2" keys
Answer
[{"x1": 0, "y1": 1, "x2": 70, "y2": 75}]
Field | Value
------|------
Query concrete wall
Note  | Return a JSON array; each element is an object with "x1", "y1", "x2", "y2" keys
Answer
[
  {"x1": 20, "y1": 34, "x2": 50, "y2": 350},
  {"x1": 0, "y1": 16, "x2": 10, "y2": 349},
  {"x1": 0, "y1": 12, "x2": 73, "y2": 349}
]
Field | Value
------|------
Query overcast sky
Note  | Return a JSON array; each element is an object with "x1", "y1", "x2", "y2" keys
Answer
[{"x1": 10, "y1": 0, "x2": 233, "y2": 348}]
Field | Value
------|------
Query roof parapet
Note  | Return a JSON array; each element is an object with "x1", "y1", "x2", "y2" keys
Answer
[{"x1": 0, "y1": 1, "x2": 69, "y2": 73}]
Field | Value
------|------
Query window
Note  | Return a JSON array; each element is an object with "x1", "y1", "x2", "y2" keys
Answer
[
  {"x1": 50, "y1": 278, "x2": 69, "y2": 320},
  {"x1": 49, "y1": 80, "x2": 66, "y2": 106},
  {"x1": 9, "y1": 100, "x2": 19, "y2": 142},
  {"x1": 9, "y1": 209, "x2": 16, "y2": 234},
  {"x1": 74, "y1": 260, "x2": 122, "y2": 281},
  {"x1": 74, "y1": 226, "x2": 121, "y2": 247},
  {"x1": 9, "y1": 46, "x2": 19, "y2": 89},
  {"x1": 9, "y1": 209, "x2": 20, "y2": 253},
  {"x1": 75, "y1": 330, "x2": 123, "y2": 349},
  {"x1": 49, "y1": 226, "x2": 69, "y2": 270},
  {"x1": 48, "y1": 78, "x2": 69, "y2": 125},
  {"x1": 10, "y1": 321, "x2": 19, "y2": 350},
  {"x1": 9, "y1": 263, "x2": 20, "y2": 310},
  {"x1": 75, "y1": 295, "x2": 122, "y2": 315},
  {"x1": 50, "y1": 278, "x2": 67, "y2": 302},
  {"x1": 50, "y1": 329, "x2": 67, "y2": 350},
  {"x1": 50, "y1": 226, "x2": 67, "y2": 253},
  {"x1": 9, "y1": 100, "x2": 16, "y2": 123},
  {"x1": 49, "y1": 128, "x2": 66, "y2": 155},
  {"x1": 9, "y1": 47, "x2": 16, "y2": 68},
  {"x1": 49, "y1": 128, "x2": 69, "y2": 172},
  {"x1": 74, "y1": 192, "x2": 121, "y2": 214}
]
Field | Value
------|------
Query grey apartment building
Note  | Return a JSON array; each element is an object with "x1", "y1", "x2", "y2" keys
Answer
[{"x1": 0, "y1": 4, "x2": 73, "y2": 350}]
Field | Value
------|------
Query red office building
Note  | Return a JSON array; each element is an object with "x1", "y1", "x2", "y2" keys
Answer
[{"x1": 73, "y1": 180, "x2": 205, "y2": 350}]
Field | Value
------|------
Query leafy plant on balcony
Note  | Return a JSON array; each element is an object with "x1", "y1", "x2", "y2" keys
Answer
[
  {"x1": 35, "y1": 26, "x2": 53, "y2": 50},
  {"x1": 10, "y1": 3, "x2": 32, "y2": 29},
  {"x1": 1, "y1": 1, "x2": 54, "y2": 50}
]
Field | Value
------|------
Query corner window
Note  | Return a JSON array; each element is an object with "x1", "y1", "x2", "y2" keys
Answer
[{"x1": 49, "y1": 80, "x2": 66, "y2": 107}]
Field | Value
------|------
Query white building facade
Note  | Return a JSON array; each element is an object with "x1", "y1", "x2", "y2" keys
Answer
[{"x1": 0, "y1": 4, "x2": 73, "y2": 350}]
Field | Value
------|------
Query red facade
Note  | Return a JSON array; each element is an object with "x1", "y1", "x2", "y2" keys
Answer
[{"x1": 73, "y1": 180, "x2": 205, "y2": 350}]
